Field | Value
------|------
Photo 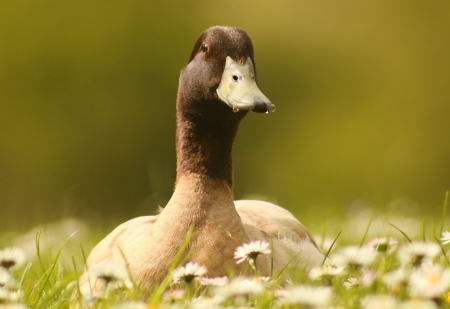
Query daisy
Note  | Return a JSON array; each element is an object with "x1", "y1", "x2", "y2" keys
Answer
[
  {"x1": 441, "y1": 231, "x2": 450, "y2": 245},
  {"x1": 214, "y1": 277, "x2": 265, "y2": 298},
  {"x1": 234, "y1": 240, "x2": 271, "y2": 267},
  {"x1": 383, "y1": 268, "x2": 409, "y2": 293},
  {"x1": 254, "y1": 276, "x2": 270, "y2": 282},
  {"x1": 360, "y1": 270, "x2": 376, "y2": 287},
  {"x1": 308, "y1": 262, "x2": 345, "y2": 281},
  {"x1": 343, "y1": 277, "x2": 360, "y2": 290},
  {"x1": 0, "y1": 268, "x2": 12, "y2": 287},
  {"x1": 276, "y1": 285, "x2": 333, "y2": 307},
  {"x1": 366, "y1": 236, "x2": 398, "y2": 254},
  {"x1": 284, "y1": 277, "x2": 294, "y2": 287},
  {"x1": 200, "y1": 276, "x2": 229, "y2": 286},
  {"x1": 397, "y1": 242, "x2": 440, "y2": 267},
  {"x1": 172, "y1": 262, "x2": 207, "y2": 284},
  {"x1": 332, "y1": 245, "x2": 377, "y2": 269},
  {"x1": 0, "y1": 247, "x2": 26, "y2": 270},
  {"x1": 162, "y1": 289, "x2": 186, "y2": 301},
  {"x1": 0, "y1": 288, "x2": 9, "y2": 303},
  {"x1": 0, "y1": 288, "x2": 22, "y2": 303},
  {"x1": 89, "y1": 264, "x2": 131, "y2": 289},
  {"x1": 112, "y1": 302, "x2": 148, "y2": 309},
  {"x1": 361, "y1": 295, "x2": 397, "y2": 309},
  {"x1": 399, "y1": 299, "x2": 438, "y2": 309},
  {"x1": 190, "y1": 296, "x2": 223, "y2": 309},
  {"x1": 0, "y1": 304, "x2": 28, "y2": 309},
  {"x1": 409, "y1": 263, "x2": 450, "y2": 299}
]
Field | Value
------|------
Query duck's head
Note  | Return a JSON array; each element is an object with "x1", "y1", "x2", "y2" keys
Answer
[{"x1": 177, "y1": 26, "x2": 275, "y2": 121}]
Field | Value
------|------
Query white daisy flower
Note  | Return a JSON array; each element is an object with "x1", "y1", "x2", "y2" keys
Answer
[
  {"x1": 163, "y1": 289, "x2": 186, "y2": 301},
  {"x1": 332, "y1": 245, "x2": 377, "y2": 269},
  {"x1": 214, "y1": 277, "x2": 265, "y2": 298},
  {"x1": 308, "y1": 262, "x2": 345, "y2": 281},
  {"x1": 360, "y1": 270, "x2": 376, "y2": 287},
  {"x1": 397, "y1": 242, "x2": 441, "y2": 267},
  {"x1": 0, "y1": 247, "x2": 26, "y2": 270},
  {"x1": 0, "y1": 268, "x2": 12, "y2": 287},
  {"x1": 256, "y1": 276, "x2": 270, "y2": 282},
  {"x1": 0, "y1": 288, "x2": 9, "y2": 303},
  {"x1": 0, "y1": 303, "x2": 28, "y2": 309},
  {"x1": 343, "y1": 277, "x2": 360, "y2": 290},
  {"x1": 89, "y1": 264, "x2": 131, "y2": 289},
  {"x1": 0, "y1": 288, "x2": 22, "y2": 303},
  {"x1": 234, "y1": 240, "x2": 271, "y2": 267},
  {"x1": 172, "y1": 262, "x2": 207, "y2": 284},
  {"x1": 383, "y1": 268, "x2": 409, "y2": 292},
  {"x1": 409, "y1": 263, "x2": 450, "y2": 299},
  {"x1": 200, "y1": 276, "x2": 228, "y2": 286},
  {"x1": 440, "y1": 231, "x2": 450, "y2": 245},
  {"x1": 112, "y1": 302, "x2": 148, "y2": 309},
  {"x1": 399, "y1": 299, "x2": 438, "y2": 309},
  {"x1": 361, "y1": 295, "x2": 397, "y2": 309},
  {"x1": 366, "y1": 236, "x2": 398, "y2": 254},
  {"x1": 190, "y1": 296, "x2": 223, "y2": 309},
  {"x1": 276, "y1": 285, "x2": 333, "y2": 307},
  {"x1": 284, "y1": 277, "x2": 294, "y2": 287}
]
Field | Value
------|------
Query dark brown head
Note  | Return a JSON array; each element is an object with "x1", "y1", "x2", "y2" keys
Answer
[
  {"x1": 175, "y1": 26, "x2": 274, "y2": 186},
  {"x1": 177, "y1": 26, "x2": 274, "y2": 122}
]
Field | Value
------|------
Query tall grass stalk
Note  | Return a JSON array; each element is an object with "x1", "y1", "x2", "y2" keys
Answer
[
  {"x1": 359, "y1": 216, "x2": 372, "y2": 247},
  {"x1": 321, "y1": 230, "x2": 341, "y2": 266},
  {"x1": 440, "y1": 190, "x2": 449, "y2": 236},
  {"x1": 148, "y1": 224, "x2": 195, "y2": 306},
  {"x1": 389, "y1": 223, "x2": 412, "y2": 243}
]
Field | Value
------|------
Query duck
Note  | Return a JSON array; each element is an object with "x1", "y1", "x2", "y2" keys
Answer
[{"x1": 78, "y1": 26, "x2": 324, "y2": 298}]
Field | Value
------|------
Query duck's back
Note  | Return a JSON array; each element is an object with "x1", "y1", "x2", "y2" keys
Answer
[
  {"x1": 235, "y1": 200, "x2": 324, "y2": 270},
  {"x1": 78, "y1": 215, "x2": 159, "y2": 296}
]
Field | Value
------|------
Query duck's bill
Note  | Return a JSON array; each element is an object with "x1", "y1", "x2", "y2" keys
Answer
[{"x1": 216, "y1": 56, "x2": 276, "y2": 114}]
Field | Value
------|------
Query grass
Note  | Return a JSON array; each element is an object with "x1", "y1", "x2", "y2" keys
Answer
[{"x1": 1, "y1": 194, "x2": 450, "y2": 308}]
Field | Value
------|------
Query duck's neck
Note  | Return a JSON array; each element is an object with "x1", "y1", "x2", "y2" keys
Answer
[
  {"x1": 137, "y1": 104, "x2": 249, "y2": 289},
  {"x1": 175, "y1": 107, "x2": 241, "y2": 189}
]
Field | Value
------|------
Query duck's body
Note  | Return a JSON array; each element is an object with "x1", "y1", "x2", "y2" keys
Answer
[{"x1": 79, "y1": 26, "x2": 323, "y2": 298}]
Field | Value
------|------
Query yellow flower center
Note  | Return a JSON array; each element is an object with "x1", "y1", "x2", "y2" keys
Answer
[{"x1": 427, "y1": 274, "x2": 441, "y2": 285}]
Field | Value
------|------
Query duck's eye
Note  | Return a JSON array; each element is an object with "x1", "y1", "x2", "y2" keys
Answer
[
  {"x1": 201, "y1": 43, "x2": 208, "y2": 52},
  {"x1": 232, "y1": 75, "x2": 240, "y2": 82}
]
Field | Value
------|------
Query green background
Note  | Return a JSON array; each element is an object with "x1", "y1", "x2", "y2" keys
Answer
[{"x1": 1, "y1": 1, "x2": 449, "y2": 233}]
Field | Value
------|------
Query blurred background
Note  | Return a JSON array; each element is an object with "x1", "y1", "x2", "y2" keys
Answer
[{"x1": 1, "y1": 1, "x2": 449, "y2": 236}]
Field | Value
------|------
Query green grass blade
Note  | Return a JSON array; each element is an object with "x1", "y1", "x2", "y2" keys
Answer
[
  {"x1": 422, "y1": 218, "x2": 426, "y2": 242},
  {"x1": 71, "y1": 254, "x2": 83, "y2": 303},
  {"x1": 149, "y1": 224, "x2": 195, "y2": 306},
  {"x1": 78, "y1": 242, "x2": 93, "y2": 300},
  {"x1": 359, "y1": 216, "x2": 372, "y2": 247},
  {"x1": 440, "y1": 190, "x2": 449, "y2": 237},
  {"x1": 269, "y1": 237, "x2": 274, "y2": 278},
  {"x1": 19, "y1": 262, "x2": 33, "y2": 290},
  {"x1": 35, "y1": 229, "x2": 45, "y2": 273},
  {"x1": 389, "y1": 223, "x2": 412, "y2": 243},
  {"x1": 27, "y1": 266, "x2": 54, "y2": 305},
  {"x1": 322, "y1": 230, "x2": 341, "y2": 266},
  {"x1": 38, "y1": 273, "x2": 78, "y2": 307},
  {"x1": 435, "y1": 235, "x2": 450, "y2": 266},
  {"x1": 31, "y1": 227, "x2": 83, "y2": 307},
  {"x1": 116, "y1": 244, "x2": 142, "y2": 300},
  {"x1": 276, "y1": 251, "x2": 302, "y2": 278},
  {"x1": 431, "y1": 219, "x2": 436, "y2": 239},
  {"x1": 321, "y1": 218, "x2": 328, "y2": 249}
]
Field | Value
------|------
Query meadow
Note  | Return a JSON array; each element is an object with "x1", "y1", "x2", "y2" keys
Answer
[
  {"x1": 1, "y1": 2, "x2": 449, "y2": 308},
  {"x1": 1, "y1": 192, "x2": 449, "y2": 308}
]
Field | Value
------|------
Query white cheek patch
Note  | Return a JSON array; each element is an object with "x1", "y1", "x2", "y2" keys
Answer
[{"x1": 216, "y1": 57, "x2": 275, "y2": 114}]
